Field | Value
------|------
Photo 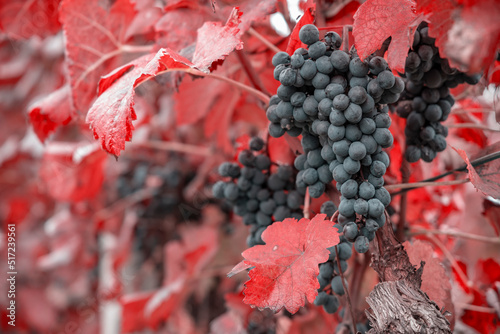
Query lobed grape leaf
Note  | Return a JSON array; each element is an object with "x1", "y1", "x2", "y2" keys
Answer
[
  {"x1": 0, "y1": 0, "x2": 62, "y2": 39},
  {"x1": 28, "y1": 85, "x2": 74, "y2": 142},
  {"x1": 417, "y1": 0, "x2": 500, "y2": 74},
  {"x1": 155, "y1": 8, "x2": 208, "y2": 51},
  {"x1": 415, "y1": 0, "x2": 454, "y2": 51},
  {"x1": 39, "y1": 142, "x2": 107, "y2": 202},
  {"x1": 453, "y1": 144, "x2": 500, "y2": 199},
  {"x1": 192, "y1": 7, "x2": 244, "y2": 73},
  {"x1": 353, "y1": 0, "x2": 424, "y2": 73},
  {"x1": 87, "y1": 48, "x2": 194, "y2": 156},
  {"x1": 228, "y1": 214, "x2": 340, "y2": 314},
  {"x1": 404, "y1": 240, "x2": 451, "y2": 309},
  {"x1": 60, "y1": 0, "x2": 137, "y2": 112}
]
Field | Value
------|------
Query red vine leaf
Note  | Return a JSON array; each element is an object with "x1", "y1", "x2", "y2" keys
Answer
[
  {"x1": 453, "y1": 144, "x2": 500, "y2": 199},
  {"x1": 28, "y1": 85, "x2": 74, "y2": 142},
  {"x1": 417, "y1": 0, "x2": 500, "y2": 73},
  {"x1": 286, "y1": 2, "x2": 315, "y2": 55},
  {"x1": 87, "y1": 48, "x2": 194, "y2": 156},
  {"x1": 404, "y1": 240, "x2": 451, "y2": 309},
  {"x1": 415, "y1": 0, "x2": 454, "y2": 52},
  {"x1": 228, "y1": 214, "x2": 340, "y2": 314},
  {"x1": 39, "y1": 143, "x2": 107, "y2": 202},
  {"x1": 60, "y1": 0, "x2": 137, "y2": 112},
  {"x1": 442, "y1": 0, "x2": 500, "y2": 74},
  {"x1": 353, "y1": 0, "x2": 424, "y2": 73},
  {"x1": 192, "y1": 7, "x2": 244, "y2": 73},
  {"x1": 0, "y1": 0, "x2": 62, "y2": 39}
]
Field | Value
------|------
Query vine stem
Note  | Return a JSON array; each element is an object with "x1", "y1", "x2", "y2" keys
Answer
[
  {"x1": 446, "y1": 123, "x2": 500, "y2": 132},
  {"x1": 386, "y1": 178, "x2": 470, "y2": 192},
  {"x1": 94, "y1": 187, "x2": 158, "y2": 221},
  {"x1": 456, "y1": 303, "x2": 497, "y2": 313},
  {"x1": 247, "y1": 27, "x2": 283, "y2": 54},
  {"x1": 396, "y1": 157, "x2": 410, "y2": 241},
  {"x1": 390, "y1": 150, "x2": 500, "y2": 196},
  {"x1": 235, "y1": 50, "x2": 270, "y2": 95},
  {"x1": 410, "y1": 228, "x2": 500, "y2": 245},
  {"x1": 315, "y1": 0, "x2": 326, "y2": 30},
  {"x1": 452, "y1": 108, "x2": 495, "y2": 114},
  {"x1": 335, "y1": 246, "x2": 357, "y2": 334},
  {"x1": 303, "y1": 188, "x2": 310, "y2": 219},
  {"x1": 350, "y1": 252, "x2": 370, "y2": 310},
  {"x1": 133, "y1": 140, "x2": 212, "y2": 156},
  {"x1": 148, "y1": 67, "x2": 270, "y2": 104},
  {"x1": 342, "y1": 25, "x2": 352, "y2": 52}
]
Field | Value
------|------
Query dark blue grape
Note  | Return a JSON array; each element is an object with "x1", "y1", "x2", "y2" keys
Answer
[
  {"x1": 316, "y1": 55, "x2": 334, "y2": 74},
  {"x1": 224, "y1": 183, "x2": 239, "y2": 201},
  {"x1": 354, "y1": 198, "x2": 368, "y2": 215},
  {"x1": 330, "y1": 50, "x2": 350, "y2": 72},
  {"x1": 212, "y1": 181, "x2": 226, "y2": 198},
  {"x1": 344, "y1": 222, "x2": 358, "y2": 240},
  {"x1": 368, "y1": 198, "x2": 384, "y2": 218},
  {"x1": 309, "y1": 41, "x2": 327, "y2": 60},
  {"x1": 328, "y1": 124, "x2": 346, "y2": 141},
  {"x1": 348, "y1": 141, "x2": 367, "y2": 161},
  {"x1": 344, "y1": 103, "x2": 363, "y2": 123},
  {"x1": 279, "y1": 68, "x2": 297, "y2": 86},
  {"x1": 341, "y1": 179, "x2": 358, "y2": 198},
  {"x1": 369, "y1": 56, "x2": 388, "y2": 75},
  {"x1": 299, "y1": 24, "x2": 320, "y2": 45},
  {"x1": 349, "y1": 57, "x2": 369, "y2": 77},
  {"x1": 354, "y1": 235, "x2": 369, "y2": 253},
  {"x1": 272, "y1": 52, "x2": 291, "y2": 66},
  {"x1": 331, "y1": 276, "x2": 346, "y2": 295},
  {"x1": 376, "y1": 70, "x2": 396, "y2": 89},
  {"x1": 309, "y1": 181, "x2": 326, "y2": 198},
  {"x1": 300, "y1": 59, "x2": 317, "y2": 80},
  {"x1": 312, "y1": 72, "x2": 330, "y2": 89}
]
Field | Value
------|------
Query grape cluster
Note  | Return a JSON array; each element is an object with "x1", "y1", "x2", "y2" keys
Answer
[
  {"x1": 212, "y1": 137, "x2": 305, "y2": 247},
  {"x1": 267, "y1": 24, "x2": 400, "y2": 254},
  {"x1": 314, "y1": 224, "x2": 353, "y2": 314},
  {"x1": 393, "y1": 22, "x2": 481, "y2": 163}
]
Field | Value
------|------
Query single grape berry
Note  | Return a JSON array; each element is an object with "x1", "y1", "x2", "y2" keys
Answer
[{"x1": 299, "y1": 24, "x2": 320, "y2": 45}]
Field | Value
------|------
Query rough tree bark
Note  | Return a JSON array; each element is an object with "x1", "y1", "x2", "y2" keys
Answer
[{"x1": 365, "y1": 214, "x2": 452, "y2": 334}]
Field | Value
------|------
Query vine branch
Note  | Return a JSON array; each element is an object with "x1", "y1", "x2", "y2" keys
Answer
[{"x1": 335, "y1": 246, "x2": 357, "y2": 334}]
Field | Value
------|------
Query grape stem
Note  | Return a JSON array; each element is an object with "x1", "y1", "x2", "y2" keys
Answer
[
  {"x1": 133, "y1": 140, "x2": 213, "y2": 156},
  {"x1": 247, "y1": 27, "x2": 283, "y2": 54},
  {"x1": 446, "y1": 123, "x2": 500, "y2": 133},
  {"x1": 315, "y1": 0, "x2": 326, "y2": 30},
  {"x1": 456, "y1": 303, "x2": 497, "y2": 313},
  {"x1": 324, "y1": 0, "x2": 354, "y2": 18},
  {"x1": 410, "y1": 227, "x2": 500, "y2": 245},
  {"x1": 396, "y1": 158, "x2": 410, "y2": 241},
  {"x1": 342, "y1": 25, "x2": 352, "y2": 53},
  {"x1": 386, "y1": 178, "x2": 470, "y2": 192},
  {"x1": 235, "y1": 49, "x2": 270, "y2": 95},
  {"x1": 303, "y1": 187, "x2": 310, "y2": 219},
  {"x1": 350, "y1": 251, "x2": 370, "y2": 310},
  {"x1": 335, "y1": 245, "x2": 358, "y2": 334},
  {"x1": 94, "y1": 187, "x2": 158, "y2": 221},
  {"x1": 150, "y1": 67, "x2": 271, "y2": 104}
]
